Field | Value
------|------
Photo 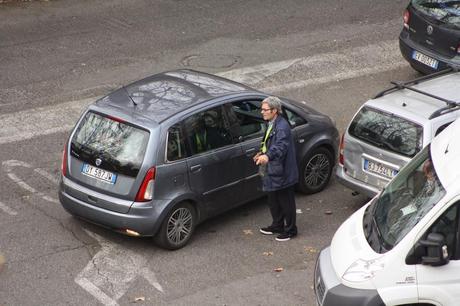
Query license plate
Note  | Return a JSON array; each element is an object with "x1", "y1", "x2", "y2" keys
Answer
[
  {"x1": 364, "y1": 159, "x2": 398, "y2": 179},
  {"x1": 81, "y1": 164, "x2": 117, "y2": 184},
  {"x1": 412, "y1": 50, "x2": 439, "y2": 69}
]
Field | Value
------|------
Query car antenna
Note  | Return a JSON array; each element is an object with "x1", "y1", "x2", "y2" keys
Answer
[{"x1": 123, "y1": 87, "x2": 138, "y2": 106}]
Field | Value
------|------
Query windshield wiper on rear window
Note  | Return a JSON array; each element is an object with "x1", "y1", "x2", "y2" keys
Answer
[{"x1": 418, "y1": 0, "x2": 460, "y2": 9}]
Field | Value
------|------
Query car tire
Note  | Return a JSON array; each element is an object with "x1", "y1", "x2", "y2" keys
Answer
[
  {"x1": 298, "y1": 147, "x2": 333, "y2": 194},
  {"x1": 154, "y1": 202, "x2": 196, "y2": 250}
]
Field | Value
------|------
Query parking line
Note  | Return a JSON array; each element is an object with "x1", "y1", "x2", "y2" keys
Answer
[{"x1": 0, "y1": 201, "x2": 17, "y2": 216}]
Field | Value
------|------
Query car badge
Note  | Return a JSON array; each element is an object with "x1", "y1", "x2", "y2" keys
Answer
[
  {"x1": 427, "y1": 25, "x2": 433, "y2": 35},
  {"x1": 95, "y1": 158, "x2": 102, "y2": 166}
]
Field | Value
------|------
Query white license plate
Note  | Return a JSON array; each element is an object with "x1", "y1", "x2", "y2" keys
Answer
[
  {"x1": 81, "y1": 164, "x2": 117, "y2": 184},
  {"x1": 412, "y1": 50, "x2": 439, "y2": 69},
  {"x1": 364, "y1": 159, "x2": 398, "y2": 179}
]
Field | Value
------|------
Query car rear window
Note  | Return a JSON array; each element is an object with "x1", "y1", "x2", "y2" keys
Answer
[
  {"x1": 70, "y1": 111, "x2": 150, "y2": 177},
  {"x1": 412, "y1": 0, "x2": 460, "y2": 27},
  {"x1": 348, "y1": 106, "x2": 423, "y2": 157}
]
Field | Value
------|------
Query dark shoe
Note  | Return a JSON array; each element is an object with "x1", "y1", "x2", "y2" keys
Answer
[
  {"x1": 275, "y1": 232, "x2": 297, "y2": 241},
  {"x1": 259, "y1": 226, "x2": 284, "y2": 235}
]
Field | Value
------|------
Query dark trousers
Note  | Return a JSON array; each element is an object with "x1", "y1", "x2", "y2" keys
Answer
[{"x1": 267, "y1": 185, "x2": 297, "y2": 235}]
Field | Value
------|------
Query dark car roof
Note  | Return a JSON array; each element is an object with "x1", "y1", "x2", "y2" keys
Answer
[{"x1": 96, "y1": 69, "x2": 256, "y2": 123}]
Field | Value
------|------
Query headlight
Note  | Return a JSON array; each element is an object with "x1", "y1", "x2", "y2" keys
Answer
[{"x1": 342, "y1": 258, "x2": 384, "y2": 282}]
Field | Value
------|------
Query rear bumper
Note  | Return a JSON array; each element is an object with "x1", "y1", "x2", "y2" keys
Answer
[
  {"x1": 59, "y1": 178, "x2": 170, "y2": 237},
  {"x1": 335, "y1": 165, "x2": 379, "y2": 199},
  {"x1": 314, "y1": 247, "x2": 385, "y2": 306},
  {"x1": 399, "y1": 29, "x2": 459, "y2": 74}
]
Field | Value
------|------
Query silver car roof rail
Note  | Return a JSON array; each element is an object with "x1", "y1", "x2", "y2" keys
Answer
[{"x1": 372, "y1": 67, "x2": 460, "y2": 119}]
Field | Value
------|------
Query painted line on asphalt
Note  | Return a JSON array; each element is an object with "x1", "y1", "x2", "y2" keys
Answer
[
  {"x1": 0, "y1": 39, "x2": 404, "y2": 145},
  {"x1": 0, "y1": 201, "x2": 17, "y2": 216},
  {"x1": 76, "y1": 229, "x2": 164, "y2": 305}
]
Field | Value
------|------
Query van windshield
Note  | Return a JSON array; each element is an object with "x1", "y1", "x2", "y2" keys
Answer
[
  {"x1": 70, "y1": 111, "x2": 150, "y2": 177},
  {"x1": 363, "y1": 145, "x2": 446, "y2": 253},
  {"x1": 412, "y1": 0, "x2": 460, "y2": 27},
  {"x1": 349, "y1": 106, "x2": 423, "y2": 157}
]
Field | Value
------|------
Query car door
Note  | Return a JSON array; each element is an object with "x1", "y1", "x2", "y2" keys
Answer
[
  {"x1": 415, "y1": 202, "x2": 460, "y2": 305},
  {"x1": 223, "y1": 98, "x2": 266, "y2": 202},
  {"x1": 184, "y1": 105, "x2": 243, "y2": 217}
]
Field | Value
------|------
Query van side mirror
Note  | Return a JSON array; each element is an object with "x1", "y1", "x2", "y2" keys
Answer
[{"x1": 419, "y1": 233, "x2": 449, "y2": 266}]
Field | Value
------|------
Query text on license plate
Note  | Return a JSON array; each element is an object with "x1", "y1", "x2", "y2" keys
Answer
[
  {"x1": 364, "y1": 159, "x2": 398, "y2": 179},
  {"x1": 81, "y1": 164, "x2": 117, "y2": 184},
  {"x1": 412, "y1": 50, "x2": 439, "y2": 69}
]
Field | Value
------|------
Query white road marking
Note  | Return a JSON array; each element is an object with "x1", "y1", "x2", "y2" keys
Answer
[
  {"x1": 0, "y1": 39, "x2": 405, "y2": 145},
  {"x1": 75, "y1": 230, "x2": 163, "y2": 305},
  {"x1": 2, "y1": 160, "x2": 59, "y2": 204},
  {"x1": 0, "y1": 201, "x2": 17, "y2": 216}
]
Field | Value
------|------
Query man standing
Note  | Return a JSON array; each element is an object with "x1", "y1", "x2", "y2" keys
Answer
[{"x1": 254, "y1": 96, "x2": 299, "y2": 241}]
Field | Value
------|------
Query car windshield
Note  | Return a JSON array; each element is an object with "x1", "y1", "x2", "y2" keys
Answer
[
  {"x1": 349, "y1": 106, "x2": 423, "y2": 157},
  {"x1": 71, "y1": 111, "x2": 150, "y2": 177},
  {"x1": 412, "y1": 0, "x2": 460, "y2": 27},
  {"x1": 363, "y1": 145, "x2": 446, "y2": 253}
]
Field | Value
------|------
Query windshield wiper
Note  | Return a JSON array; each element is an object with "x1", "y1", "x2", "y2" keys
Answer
[{"x1": 419, "y1": 1, "x2": 460, "y2": 9}]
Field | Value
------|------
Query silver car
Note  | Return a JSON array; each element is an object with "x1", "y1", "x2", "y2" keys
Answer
[
  {"x1": 59, "y1": 69, "x2": 339, "y2": 249},
  {"x1": 336, "y1": 69, "x2": 460, "y2": 198}
]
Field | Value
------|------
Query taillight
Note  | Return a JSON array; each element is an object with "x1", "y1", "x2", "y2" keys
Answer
[
  {"x1": 403, "y1": 9, "x2": 410, "y2": 29},
  {"x1": 61, "y1": 142, "x2": 68, "y2": 177},
  {"x1": 339, "y1": 133, "x2": 345, "y2": 166},
  {"x1": 135, "y1": 167, "x2": 156, "y2": 202}
]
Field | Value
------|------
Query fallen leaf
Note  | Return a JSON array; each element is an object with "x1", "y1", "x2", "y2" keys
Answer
[
  {"x1": 273, "y1": 267, "x2": 284, "y2": 272},
  {"x1": 304, "y1": 246, "x2": 318, "y2": 253},
  {"x1": 262, "y1": 251, "x2": 274, "y2": 256},
  {"x1": 243, "y1": 229, "x2": 253, "y2": 235},
  {"x1": 134, "y1": 296, "x2": 145, "y2": 302},
  {"x1": 296, "y1": 209, "x2": 303, "y2": 214},
  {"x1": 324, "y1": 210, "x2": 333, "y2": 215}
]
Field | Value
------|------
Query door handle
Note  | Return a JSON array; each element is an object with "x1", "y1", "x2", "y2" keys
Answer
[{"x1": 190, "y1": 165, "x2": 202, "y2": 173}]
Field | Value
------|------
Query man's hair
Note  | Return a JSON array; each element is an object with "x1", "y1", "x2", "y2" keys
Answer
[{"x1": 262, "y1": 96, "x2": 283, "y2": 114}]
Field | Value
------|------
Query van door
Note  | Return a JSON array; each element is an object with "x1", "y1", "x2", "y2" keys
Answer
[
  {"x1": 184, "y1": 106, "x2": 243, "y2": 217},
  {"x1": 415, "y1": 203, "x2": 460, "y2": 305}
]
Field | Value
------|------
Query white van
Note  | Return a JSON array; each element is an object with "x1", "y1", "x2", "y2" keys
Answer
[{"x1": 315, "y1": 117, "x2": 460, "y2": 306}]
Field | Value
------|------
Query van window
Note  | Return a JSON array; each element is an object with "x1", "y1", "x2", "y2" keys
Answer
[
  {"x1": 349, "y1": 106, "x2": 423, "y2": 157},
  {"x1": 363, "y1": 145, "x2": 446, "y2": 253},
  {"x1": 167, "y1": 123, "x2": 187, "y2": 161},
  {"x1": 71, "y1": 111, "x2": 150, "y2": 177},
  {"x1": 412, "y1": 0, "x2": 460, "y2": 28},
  {"x1": 184, "y1": 106, "x2": 233, "y2": 155},
  {"x1": 427, "y1": 204, "x2": 459, "y2": 260}
]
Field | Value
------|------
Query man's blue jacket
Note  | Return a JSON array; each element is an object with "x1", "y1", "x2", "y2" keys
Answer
[{"x1": 262, "y1": 115, "x2": 298, "y2": 191}]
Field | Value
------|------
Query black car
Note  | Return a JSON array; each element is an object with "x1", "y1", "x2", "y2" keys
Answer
[
  {"x1": 59, "y1": 69, "x2": 339, "y2": 249},
  {"x1": 399, "y1": 0, "x2": 460, "y2": 74}
]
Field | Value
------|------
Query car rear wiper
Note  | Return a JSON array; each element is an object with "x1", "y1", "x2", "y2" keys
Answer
[{"x1": 418, "y1": 1, "x2": 460, "y2": 9}]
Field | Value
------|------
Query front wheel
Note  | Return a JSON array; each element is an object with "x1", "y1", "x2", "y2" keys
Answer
[
  {"x1": 298, "y1": 147, "x2": 333, "y2": 194},
  {"x1": 154, "y1": 202, "x2": 196, "y2": 250}
]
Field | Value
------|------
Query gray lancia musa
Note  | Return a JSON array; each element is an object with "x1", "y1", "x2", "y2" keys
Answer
[{"x1": 59, "y1": 69, "x2": 339, "y2": 249}]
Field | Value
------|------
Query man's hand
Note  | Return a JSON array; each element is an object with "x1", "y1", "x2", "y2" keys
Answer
[
  {"x1": 255, "y1": 154, "x2": 269, "y2": 165},
  {"x1": 253, "y1": 152, "x2": 261, "y2": 162}
]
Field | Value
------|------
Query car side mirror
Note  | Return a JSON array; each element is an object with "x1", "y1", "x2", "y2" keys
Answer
[{"x1": 419, "y1": 233, "x2": 449, "y2": 266}]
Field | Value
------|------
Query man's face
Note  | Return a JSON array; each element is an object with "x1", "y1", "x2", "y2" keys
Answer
[{"x1": 261, "y1": 102, "x2": 277, "y2": 121}]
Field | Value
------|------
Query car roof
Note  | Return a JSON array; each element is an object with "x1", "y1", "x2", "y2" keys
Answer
[
  {"x1": 95, "y1": 69, "x2": 256, "y2": 123},
  {"x1": 365, "y1": 72, "x2": 460, "y2": 124},
  {"x1": 431, "y1": 117, "x2": 460, "y2": 192}
]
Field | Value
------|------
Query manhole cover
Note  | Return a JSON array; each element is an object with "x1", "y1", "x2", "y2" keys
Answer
[{"x1": 181, "y1": 54, "x2": 240, "y2": 69}]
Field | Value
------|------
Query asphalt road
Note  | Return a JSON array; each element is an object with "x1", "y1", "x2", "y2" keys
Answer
[{"x1": 0, "y1": 0, "x2": 417, "y2": 305}]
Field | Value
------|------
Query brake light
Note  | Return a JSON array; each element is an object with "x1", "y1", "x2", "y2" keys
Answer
[
  {"x1": 403, "y1": 9, "x2": 410, "y2": 29},
  {"x1": 135, "y1": 167, "x2": 156, "y2": 202},
  {"x1": 106, "y1": 115, "x2": 125, "y2": 123},
  {"x1": 61, "y1": 142, "x2": 68, "y2": 177},
  {"x1": 339, "y1": 133, "x2": 345, "y2": 166}
]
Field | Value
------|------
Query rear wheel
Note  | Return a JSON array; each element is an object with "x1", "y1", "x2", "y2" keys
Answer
[
  {"x1": 298, "y1": 147, "x2": 333, "y2": 194},
  {"x1": 155, "y1": 202, "x2": 196, "y2": 250}
]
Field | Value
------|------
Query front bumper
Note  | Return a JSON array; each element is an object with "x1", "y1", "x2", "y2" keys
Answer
[
  {"x1": 335, "y1": 165, "x2": 379, "y2": 199},
  {"x1": 399, "y1": 29, "x2": 459, "y2": 74},
  {"x1": 314, "y1": 247, "x2": 385, "y2": 306},
  {"x1": 59, "y1": 178, "x2": 170, "y2": 237}
]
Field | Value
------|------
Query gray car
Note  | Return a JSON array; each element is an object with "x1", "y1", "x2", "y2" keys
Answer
[{"x1": 59, "y1": 69, "x2": 339, "y2": 249}]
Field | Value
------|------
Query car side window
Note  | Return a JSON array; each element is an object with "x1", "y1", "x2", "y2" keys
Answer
[
  {"x1": 283, "y1": 107, "x2": 306, "y2": 128},
  {"x1": 184, "y1": 106, "x2": 233, "y2": 156},
  {"x1": 426, "y1": 203, "x2": 459, "y2": 260},
  {"x1": 166, "y1": 123, "x2": 187, "y2": 161},
  {"x1": 225, "y1": 100, "x2": 265, "y2": 142}
]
